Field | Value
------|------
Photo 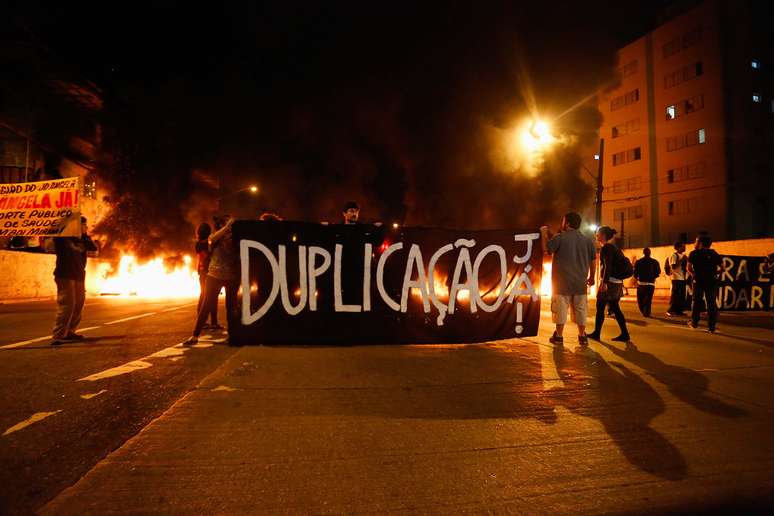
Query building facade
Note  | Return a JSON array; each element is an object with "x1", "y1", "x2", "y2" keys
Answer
[{"x1": 598, "y1": 0, "x2": 774, "y2": 247}]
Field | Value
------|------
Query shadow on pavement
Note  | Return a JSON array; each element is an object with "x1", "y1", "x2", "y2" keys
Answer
[
  {"x1": 550, "y1": 345, "x2": 688, "y2": 480},
  {"x1": 599, "y1": 341, "x2": 748, "y2": 417}
]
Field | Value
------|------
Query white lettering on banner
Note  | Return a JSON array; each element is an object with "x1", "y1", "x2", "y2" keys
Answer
[
  {"x1": 720, "y1": 257, "x2": 735, "y2": 283},
  {"x1": 239, "y1": 233, "x2": 541, "y2": 329},
  {"x1": 279, "y1": 245, "x2": 307, "y2": 315},
  {"x1": 307, "y1": 246, "x2": 331, "y2": 311},
  {"x1": 377, "y1": 242, "x2": 403, "y2": 312},
  {"x1": 428, "y1": 243, "x2": 454, "y2": 325},
  {"x1": 736, "y1": 259, "x2": 750, "y2": 282},
  {"x1": 334, "y1": 244, "x2": 361, "y2": 312}
]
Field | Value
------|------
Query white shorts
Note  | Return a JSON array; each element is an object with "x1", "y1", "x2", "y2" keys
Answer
[{"x1": 551, "y1": 294, "x2": 588, "y2": 325}]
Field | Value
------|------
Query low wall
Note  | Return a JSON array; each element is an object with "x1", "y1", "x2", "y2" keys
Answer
[
  {"x1": 621, "y1": 237, "x2": 774, "y2": 298},
  {"x1": 0, "y1": 250, "x2": 105, "y2": 302}
]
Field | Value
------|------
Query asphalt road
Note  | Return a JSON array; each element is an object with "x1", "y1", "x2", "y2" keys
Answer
[
  {"x1": 1, "y1": 297, "x2": 773, "y2": 514},
  {"x1": 0, "y1": 296, "x2": 238, "y2": 515}
]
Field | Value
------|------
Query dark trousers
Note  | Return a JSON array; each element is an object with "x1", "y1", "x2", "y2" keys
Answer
[
  {"x1": 668, "y1": 280, "x2": 687, "y2": 314},
  {"x1": 692, "y1": 281, "x2": 718, "y2": 330},
  {"x1": 197, "y1": 273, "x2": 218, "y2": 325},
  {"x1": 636, "y1": 285, "x2": 655, "y2": 317},
  {"x1": 593, "y1": 292, "x2": 629, "y2": 337},
  {"x1": 193, "y1": 275, "x2": 238, "y2": 336}
]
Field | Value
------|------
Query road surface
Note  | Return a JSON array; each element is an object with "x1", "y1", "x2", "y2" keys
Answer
[{"x1": 1, "y1": 297, "x2": 773, "y2": 514}]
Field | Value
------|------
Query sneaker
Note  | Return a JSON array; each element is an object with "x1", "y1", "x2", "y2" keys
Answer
[
  {"x1": 586, "y1": 332, "x2": 601, "y2": 341},
  {"x1": 611, "y1": 334, "x2": 630, "y2": 342},
  {"x1": 50, "y1": 339, "x2": 65, "y2": 346},
  {"x1": 65, "y1": 333, "x2": 85, "y2": 341},
  {"x1": 183, "y1": 336, "x2": 198, "y2": 346},
  {"x1": 549, "y1": 332, "x2": 564, "y2": 345},
  {"x1": 688, "y1": 321, "x2": 698, "y2": 329},
  {"x1": 210, "y1": 324, "x2": 225, "y2": 331},
  {"x1": 666, "y1": 311, "x2": 678, "y2": 317},
  {"x1": 706, "y1": 327, "x2": 716, "y2": 334},
  {"x1": 201, "y1": 323, "x2": 212, "y2": 330},
  {"x1": 578, "y1": 335, "x2": 589, "y2": 346}
]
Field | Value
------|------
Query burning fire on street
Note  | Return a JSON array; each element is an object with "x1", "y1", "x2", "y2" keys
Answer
[{"x1": 94, "y1": 255, "x2": 200, "y2": 298}]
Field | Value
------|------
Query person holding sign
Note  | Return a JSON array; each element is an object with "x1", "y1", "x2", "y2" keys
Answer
[
  {"x1": 687, "y1": 235, "x2": 722, "y2": 333},
  {"x1": 50, "y1": 217, "x2": 98, "y2": 345}
]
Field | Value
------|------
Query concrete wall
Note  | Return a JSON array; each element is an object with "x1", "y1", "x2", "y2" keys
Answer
[
  {"x1": 622, "y1": 237, "x2": 774, "y2": 298},
  {"x1": 0, "y1": 250, "x2": 105, "y2": 302}
]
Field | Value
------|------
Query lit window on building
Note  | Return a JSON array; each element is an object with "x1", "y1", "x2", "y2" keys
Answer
[
  {"x1": 751, "y1": 59, "x2": 760, "y2": 69},
  {"x1": 698, "y1": 129, "x2": 706, "y2": 144},
  {"x1": 666, "y1": 105, "x2": 677, "y2": 120},
  {"x1": 753, "y1": 93, "x2": 761, "y2": 103}
]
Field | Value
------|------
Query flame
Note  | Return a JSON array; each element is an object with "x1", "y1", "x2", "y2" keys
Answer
[
  {"x1": 95, "y1": 255, "x2": 200, "y2": 298},
  {"x1": 541, "y1": 263, "x2": 552, "y2": 297}
]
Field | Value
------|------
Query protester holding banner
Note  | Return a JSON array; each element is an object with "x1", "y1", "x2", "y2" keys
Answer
[
  {"x1": 195, "y1": 223, "x2": 220, "y2": 330},
  {"x1": 687, "y1": 235, "x2": 722, "y2": 333},
  {"x1": 588, "y1": 226, "x2": 631, "y2": 343},
  {"x1": 50, "y1": 217, "x2": 98, "y2": 345},
  {"x1": 342, "y1": 201, "x2": 360, "y2": 224},
  {"x1": 540, "y1": 212, "x2": 597, "y2": 346},
  {"x1": 185, "y1": 216, "x2": 238, "y2": 345}
]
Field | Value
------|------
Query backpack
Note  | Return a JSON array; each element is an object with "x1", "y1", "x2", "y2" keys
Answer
[
  {"x1": 612, "y1": 247, "x2": 634, "y2": 280},
  {"x1": 664, "y1": 256, "x2": 672, "y2": 276}
]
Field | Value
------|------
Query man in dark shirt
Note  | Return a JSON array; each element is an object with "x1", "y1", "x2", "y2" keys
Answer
[
  {"x1": 51, "y1": 216, "x2": 98, "y2": 345},
  {"x1": 633, "y1": 247, "x2": 661, "y2": 317},
  {"x1": 687, "y1": 235, "x2": 722, "y2": 333}
]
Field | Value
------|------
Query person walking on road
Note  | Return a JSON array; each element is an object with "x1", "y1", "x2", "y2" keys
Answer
[
  {"x1": 687, "y1": 235, "x2": 722, "y2": 333},
  {"x1": 50, "y1": 217, "x2": 98, "y2": 345},
  {"x1": 540, "y1": 212, "x2": 597, "y2": 346},
  {"x1": 588, "y1": 226, "x2": 631, "y2": 343},
  {"x1": 634, "y1": 247, "x2": 660, "y2": 317},
  {"x1": 666, "y1": 241, "x2": 688, "y2": 316}
]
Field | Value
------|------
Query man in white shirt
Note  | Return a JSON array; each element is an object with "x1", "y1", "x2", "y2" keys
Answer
[{"x1": 666, "y1": 241, "x2": 688, "y2": 316}]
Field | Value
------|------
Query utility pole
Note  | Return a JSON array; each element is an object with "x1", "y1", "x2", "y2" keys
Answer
[{"x1": 595, "y1": 138, "x2": 604, "y2": 226}]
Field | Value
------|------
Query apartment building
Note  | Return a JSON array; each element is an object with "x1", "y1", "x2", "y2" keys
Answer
[{"x1": 598, "y1": 0, "x2": 774, "y2": 247}]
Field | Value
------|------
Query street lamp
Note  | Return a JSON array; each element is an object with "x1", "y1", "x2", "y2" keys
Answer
[{"x1": 217, "y1": 185, "x2": 259, "y2": 201}]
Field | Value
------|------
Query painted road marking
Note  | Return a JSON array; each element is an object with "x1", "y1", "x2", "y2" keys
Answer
[
  {"x1": 161, "y1": 303, "x2": 196, "y2": 313},
  {"x1": 212, "y1": 385, "x2": 238, "y2": 392},
  {"x1": 0, "y1": 326, "x2": 103, "y2": 350},
  {"x1": 104, "y1": 312, "x2": 157, "y2": 325},
  {"x1": 80, "y1": 389, "x2": 108, "y2": 400},
  {"x1": 78, "y1": 339, "x2": 215, "y2": 382},
  {"x1": 3, "y1": 411, "x2": 62, "y2": 437},
  {"x1": 78, "y1": 360, "x2": 153, "y2": 382}
]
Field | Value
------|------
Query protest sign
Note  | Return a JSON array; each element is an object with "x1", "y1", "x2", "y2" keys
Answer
[
  {"x1": 712, "y1": 255, "x2": 772, "y2": 311},
  {"x1": 231, "y1": 221, "x2": 543, "y2": 344},
  {"x1": 0, "y1": 178, "x2": 81, "y2": 237}
]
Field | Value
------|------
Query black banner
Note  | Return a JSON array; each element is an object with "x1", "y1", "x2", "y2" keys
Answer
[
  {"x1": 712, "y1": 255, "x2": 773, "y2": 311},
  {"x1": 230, "y1": 221, "x2": 543, "y2": 344}
]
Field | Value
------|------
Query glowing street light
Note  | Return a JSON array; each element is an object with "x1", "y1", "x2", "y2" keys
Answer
[
  {"x1": 520, "y1": 118, "x2": 555, "y2": 153},
  {"x1": 249, "y1": 185, "x2": 258, "y2": 193}
]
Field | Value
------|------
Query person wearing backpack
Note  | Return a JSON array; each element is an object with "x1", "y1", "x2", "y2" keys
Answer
[
  {"x1": 666, "y1": 241, "x2": 688, "y2": 316},
  {"x1": 587, "y1": 226, "x2": 631, "y2": 342},
  {"x1": 634, "y1": 247, "x2": 661, "y2": 317}
]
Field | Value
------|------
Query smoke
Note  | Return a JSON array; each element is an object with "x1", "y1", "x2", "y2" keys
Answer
[{"x1": 78, "y1": 2, "x2": 637, "y2": 256}]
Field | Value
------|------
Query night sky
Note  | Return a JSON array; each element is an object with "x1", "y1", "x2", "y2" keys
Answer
[{"x1": 14, "y1": 1, "x2": 676, "y2": 256}]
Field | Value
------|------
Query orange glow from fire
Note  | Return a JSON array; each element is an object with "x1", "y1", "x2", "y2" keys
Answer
[{"x1": 95, "y1": 255, "x2": 199, "y2": 298}]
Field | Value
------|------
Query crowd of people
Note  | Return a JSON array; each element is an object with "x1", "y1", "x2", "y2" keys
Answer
[
  {"x1": 542, "y1": 211, "x2": 726, "y2": 346},
  {"x1": 47, "y1": 205, "x2": 749, "y2": 347}
]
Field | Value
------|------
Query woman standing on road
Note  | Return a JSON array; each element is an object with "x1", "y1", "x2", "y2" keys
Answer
[{"x1": 588, "y1": 226, "x2": 631, "y2": 343}]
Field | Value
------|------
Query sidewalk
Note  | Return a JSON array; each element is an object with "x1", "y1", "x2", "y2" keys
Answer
[{"x1": 41, "y1": 322, "x2": 774, "y2": 514}]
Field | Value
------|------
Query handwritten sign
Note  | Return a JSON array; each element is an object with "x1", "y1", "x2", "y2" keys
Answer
[
  {"x1": 230, "y1": 221, "x2": 543, "y2": 345},
  {"x1": 0, "y1": 178, "x2": 82, "y2": 237},
  {"x1": 713, "y1": 255, "x2": 772, "y2": 311}
]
